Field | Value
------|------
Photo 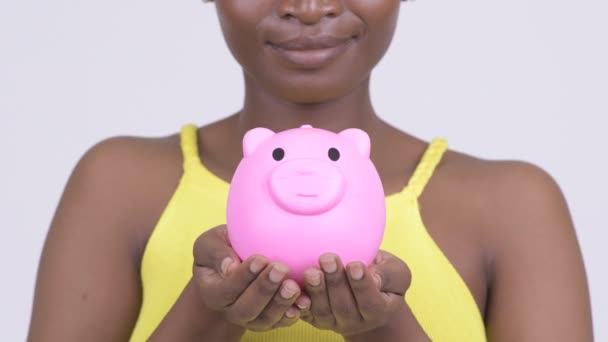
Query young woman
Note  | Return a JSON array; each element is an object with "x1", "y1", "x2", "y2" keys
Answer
[{"x1": 28, "y1": 1, "x2": 593, "y2": 341}]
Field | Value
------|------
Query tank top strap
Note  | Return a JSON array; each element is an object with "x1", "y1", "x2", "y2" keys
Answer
[
  {"x1": 180, "y1": 124, "x2": 202, "y2": 172},
  {"x1": 405, "y1": 138, "x2": 449, "y2": 199}
]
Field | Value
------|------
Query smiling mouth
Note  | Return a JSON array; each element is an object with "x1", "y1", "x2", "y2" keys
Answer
[
  {"x1": 296, "y1": 194, "x2": 318, "y2": 198},
  {"x1": 268, "y1": 36, "x2": 354, "y2": 69},
  {"x1": 270, "y1": 35, "x2": 353, "y2": 50}
]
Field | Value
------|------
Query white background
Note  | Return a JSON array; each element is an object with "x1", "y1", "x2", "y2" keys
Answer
[{"x1": 1, "y1": 0, "x2": 606, "y2": 340}]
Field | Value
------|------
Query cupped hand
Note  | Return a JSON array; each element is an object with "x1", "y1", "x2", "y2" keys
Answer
[
  {"x1": 300, "y1": 250, "x2": 425, "y2": 340},
  {"x1": 192, "y1": 225, "x2": 303, "y2": 332}
]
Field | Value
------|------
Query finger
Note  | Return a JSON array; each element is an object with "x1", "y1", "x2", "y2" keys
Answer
[
  {"x1": 193, "y1": 225, "x2": 241, "y2": 277},
  {"x1": 194, "y1": 254, "x2": 269, "y2": 309},
  {"x1": 273, "y1": 306, "x2": 301, "y2": 329},
  {"x1": 226, "y1": 263, "x2": 289, "y2": 324},
  {"x1": 295, "y1": 294, "x2": 311, "y2": 311},
  {"x1": 295, "y1": 294, "x2": 312, "y2": 322},
  {"x1": 303, "y1": 267, "x2": 335, "y2": 329},
  {"x1": 320, "y1": 254, "x2": 361, "y2": 325},
  {"x1": 371, "y1": 251, "x2": 411, "y2": 296},
  {"x1": 346, "y1": 261, "x2": 388, "y2": 321},
  {"x1": 300, "y1": 309, "x2": 313, "y2": 324},
  {"x1": 249, "y1": 279, "x2": 301, "y2": 330}
]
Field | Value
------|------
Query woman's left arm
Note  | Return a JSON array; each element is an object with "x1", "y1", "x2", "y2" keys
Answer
[{"x1": 484, "y1": 162, "x2": 593, "y2": 341}]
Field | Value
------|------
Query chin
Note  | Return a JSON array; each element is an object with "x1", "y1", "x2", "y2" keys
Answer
[
  {"x1": 271, "y1": 77, "x2": 360, "y2": 105},
  {"x1": 281, "y1": 90, "x2": 341, "y2": 105}
]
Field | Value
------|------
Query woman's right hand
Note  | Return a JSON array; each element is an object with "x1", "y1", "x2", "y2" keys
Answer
[{"x1": 192, "y1": 225, "x2": 308, "y2": 333}]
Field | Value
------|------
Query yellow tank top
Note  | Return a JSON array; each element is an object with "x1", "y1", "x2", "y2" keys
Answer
[{"x1": 129, "y1": 124, "x2": 487, "y2": 341}]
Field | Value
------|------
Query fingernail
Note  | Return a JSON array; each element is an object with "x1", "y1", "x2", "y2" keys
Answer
[
  {"x1": 220, "y1": 257, "x2": 233, "y2": 276},
  {"x1": 269, "y1": 264, "x2": 288, "y2": 283},
  {"x1": 349, "y1": 264, "x2": 364, "y2": 280},
  {"x1": 285, "y1": 307, "x2": 299, "y2": 318},
  {"x1": 320, "y1": 255, "x2": 337, "y2": 273},
  {"x1": 280, "y1": 283, "x2": 298, "y2": 299},
  {"x1": 305, "y1": 269, "x2": 321, "y2": 287},
  {"x1": 249, "y1": 256, "x2": 266, "y2": 274},
  {"x1": 296, "y1": 296, "x2": 311, "y2": 310}
]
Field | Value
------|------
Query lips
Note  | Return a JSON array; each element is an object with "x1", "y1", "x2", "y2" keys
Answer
[
  {"x1": 270, "y1": 35, "x2": 352, "y2": 50},
  {"x1": 267, "y1": 35, "x2": 355, "y2": 69}
]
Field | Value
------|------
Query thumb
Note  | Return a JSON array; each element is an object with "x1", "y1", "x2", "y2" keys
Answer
[
  {"x1": 193, "y1": 225, "x2": 241, "y2": 278},
  {"x1": 372, "y1": 250, "x2": 411, "y2": 296}
]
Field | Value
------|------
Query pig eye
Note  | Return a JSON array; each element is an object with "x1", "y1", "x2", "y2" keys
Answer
[
  {"x1": 272, "y1": 148, "x2": 285, "y2": 161},
  {"x1": 328, "y1": 147, "x2": 340, "y2": 161}
]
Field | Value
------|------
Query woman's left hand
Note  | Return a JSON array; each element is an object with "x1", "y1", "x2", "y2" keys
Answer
[{"x1": 299, "y1": 250, "x2": 429, "y2": 341}]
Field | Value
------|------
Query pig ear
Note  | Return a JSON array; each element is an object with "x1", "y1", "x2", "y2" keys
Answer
[
  {"x1": 339, "y1": 128, "x2": 370, "y2": 157},
  {"x1": 243, "y1": 127, "x2": 275, "y2": 157}
]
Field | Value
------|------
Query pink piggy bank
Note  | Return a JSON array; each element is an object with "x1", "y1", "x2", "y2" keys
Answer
[{"x1": 226, "y1": 125, "x2": 386, "y2": 285}]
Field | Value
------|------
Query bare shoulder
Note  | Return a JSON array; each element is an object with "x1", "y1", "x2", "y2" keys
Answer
[
  {"x1": 436, "y1": 150, "x2": 572, "y2": 241},
  {"x1": 437, "y1": 148, "x2": 559, "y2": 191},
  {"x1": 426, "y1": 149, "x2": 592, "y2": 341},
  {"x1": 76, "y1": 132, "x2": 184, "y2": 253},
  {"x1": 29, "y1": 131, "x2": 185, "y2": 341},
  {"x1": 82, "y1": 132, "x2": 182, "y2": 178},
  {"x1": 428, "y1": 148, "x2": 578, "y2": 260}
]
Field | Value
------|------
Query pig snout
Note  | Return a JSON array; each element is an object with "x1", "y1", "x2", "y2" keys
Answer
[{"x1": 269, "y1": 159, "x2": 346, "y2": 215}]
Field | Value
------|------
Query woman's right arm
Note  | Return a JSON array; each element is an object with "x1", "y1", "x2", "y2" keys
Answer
[
  {"x1": 28, "y1": 138, "x2": 147, "y2": 341},
  {"x1": 27, "y1": 138, "x2": 237, "y2": 341},
  {"x1": 28, "y1": 138, "x2": 303, "y2": 341}
]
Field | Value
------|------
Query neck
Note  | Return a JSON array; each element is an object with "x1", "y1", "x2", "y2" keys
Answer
[
  {"x1": 234, "y1": 75, "x2": 383, "y2": 134},
  {"x1": 198, "y1": 74, "x2": 417, "y2": 190}
]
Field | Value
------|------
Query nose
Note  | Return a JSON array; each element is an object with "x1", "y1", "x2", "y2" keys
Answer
[{"x1": 277, "y1": 0, "x2": 344, "y2": 25}]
